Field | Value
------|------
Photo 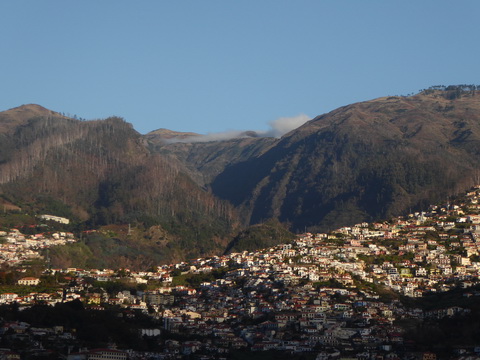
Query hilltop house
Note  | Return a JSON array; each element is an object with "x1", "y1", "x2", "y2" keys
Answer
[{"x1": 17, "y1": 277, "x2": 40, "y2": 286}]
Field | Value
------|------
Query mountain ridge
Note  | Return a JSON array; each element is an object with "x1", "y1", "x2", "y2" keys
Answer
[
  {"x1": 0, "y1": 110, "x2": 240, "y2": 264},
  {"x1": 1, "y1": 85, "x2": 479, "y2": 262},
  {"x1": 203, "y1": 88, "x2": 480, "y2": 231}
]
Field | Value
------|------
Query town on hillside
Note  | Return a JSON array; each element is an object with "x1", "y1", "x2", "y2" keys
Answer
[{"x1": 1, "y1": 187, "x2": 480, "y2": 359}]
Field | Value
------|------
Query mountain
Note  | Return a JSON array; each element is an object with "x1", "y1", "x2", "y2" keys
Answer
[
  {"x1": 2, "y1": 85, "x2": 480, "y2": 265},
  {"x1": 0, "y1": 105, "x2": 239, "y2": 264},
  {"x1": 216, "y1": 87, "x2": 480, "y2": 231},
  {"x1": 156, "y1": 86, "x2": 480, "y2": 232},
  {"x1": 148, "y1": 135, "x2": 277, "y2": 187}
]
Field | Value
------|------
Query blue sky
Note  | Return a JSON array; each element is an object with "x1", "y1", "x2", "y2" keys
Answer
[{"x1": 1, "y1": 1, "x2": 479, "y2": 135}]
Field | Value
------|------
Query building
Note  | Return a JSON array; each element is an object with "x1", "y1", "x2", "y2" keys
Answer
[
  {"x1": 17, "y1": 277, "x2": 40, "y2": 286},
  {"x1": 38, "y1": 214, "x2": 70, "y2": 224},
  {"x1": 88, "y1": 349, "x2": 128, "y2": 360}
]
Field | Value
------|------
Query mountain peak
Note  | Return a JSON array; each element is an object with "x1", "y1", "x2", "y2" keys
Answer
[
  {"x1": 0, "y1": 104, "x2": 67, "y2": 133},
  {"x1": 5, "y1": 103, "x2": 63, "y2": 117}
]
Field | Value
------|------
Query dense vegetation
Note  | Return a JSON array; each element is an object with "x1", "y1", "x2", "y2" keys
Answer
[
  {"x1": 46, "y1": 224, "x2": 230, "y2": 269},
  {"x1": 224, "y1": 219, "x2": 295, "y2": 254}
]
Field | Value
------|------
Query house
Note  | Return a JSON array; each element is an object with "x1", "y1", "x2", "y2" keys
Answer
[
  {"x1": 87, "y1": 349, "x2": 128, "y2": 360},
  {"x1": 38, "y1": 214, "x2": 70, "y2": 224},
  {"x1": 0, "y1": 293, "x2": 19, "y2": 303},
  {"x1": 17, "y1": 277, "x2": 40, "y2": 286},
  {"x1": 0, "y1": 350, "x2": 21, "y2": 360},
  {"x1": 422, "y1": 352, "x2": 437, "y2": 360}
]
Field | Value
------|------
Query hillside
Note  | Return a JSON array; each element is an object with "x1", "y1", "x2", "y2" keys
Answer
[
  {"x1": 0, "y1": 105, "x2": 239, "y2": 264},
  {"x1": 209, "y1": 87, "x2": 480, "y2": 231},
  {"x1": 148, "y1": 135, "x2": 277, "y2": 187},
  {"x1": 2, "y1": 86, "x2": 480, "y2": 263},
  {"x1": 224, "y1": 219, "x2": 296, "y2": 254}
]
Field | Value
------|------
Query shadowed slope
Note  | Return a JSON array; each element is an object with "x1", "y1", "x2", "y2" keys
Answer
[{"x1": 212, "y1": 89, "x2": 480, "y2": 231}]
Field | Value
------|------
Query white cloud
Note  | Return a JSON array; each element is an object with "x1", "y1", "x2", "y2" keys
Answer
[
  {"x1": 263, "y1": 114, "x2": 311, "y2": 138},
  {"x1": 166, "y1": 114, "x2": 311, "y2": 143}
]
